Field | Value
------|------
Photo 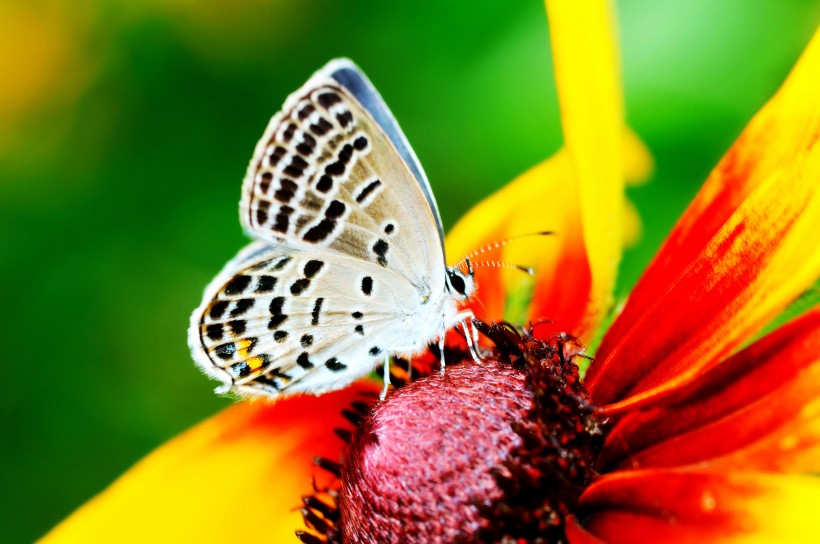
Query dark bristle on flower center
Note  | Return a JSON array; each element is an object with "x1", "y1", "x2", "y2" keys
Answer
[{"x1": 298, "y1": 322, "x2": 603, "y2": 544}]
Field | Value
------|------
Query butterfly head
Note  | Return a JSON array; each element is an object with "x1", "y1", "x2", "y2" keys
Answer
[{"x1": 446, "y1": 258, "x2": 476, "y2": 300}]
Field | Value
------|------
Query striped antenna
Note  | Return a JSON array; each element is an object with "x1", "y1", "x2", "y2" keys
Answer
[
  {"x1": 470, "y1": 260, "x2": 534, "y2": 275},
  {"x1": 455, "y1": 231, "x2": 554, "y2": 271}
]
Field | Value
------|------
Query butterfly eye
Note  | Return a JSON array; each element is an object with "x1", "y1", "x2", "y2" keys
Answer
[{"x1": 447, "y1": 270, "x2": 467, "y2": 296}]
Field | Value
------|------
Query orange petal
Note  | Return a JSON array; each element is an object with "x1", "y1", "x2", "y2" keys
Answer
[
  {"x1": 588, "y1": 28, "x2": 820, "y2": 405},
  {"x1": 446, "y1": 130, "x2": 649, "y2": 338},
  {"x1": 578, "y1": 469, "x2": 820, "y2": 543},
  {"x1": 545, "y1": 0, "x2": 625, "y2": 337},
  {"x1": 445, "y1": 151, "x2": 588, "y2": 336},
  {"x1": 597, "y1": 307, "x2": 820, "y2": 472},
  {"x1": 41, "y1": 384, "x2": 378, "y2": 543}
]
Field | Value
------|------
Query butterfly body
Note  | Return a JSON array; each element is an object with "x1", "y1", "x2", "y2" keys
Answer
[{"x1": 189, "y1": 59, "x2": 476, "y2": 399}]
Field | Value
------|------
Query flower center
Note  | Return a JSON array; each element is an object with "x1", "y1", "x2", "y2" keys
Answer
[{"x1": 301, "y1": 324, "x2": 603, "y2": 543}]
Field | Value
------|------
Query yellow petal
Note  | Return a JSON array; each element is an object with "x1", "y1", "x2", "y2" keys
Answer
[
  {"x1": 445, "y1": 151, "x2": 588, "y2": 335},
  {"x1": 623, "y1": 128, "x2": 654, "y2": 186},
  {"x1": 545, "y1": 0, "x2": 625, "y2": 335},
  {"x1": 621, "y1": 198, "x2": 642, "y2": 249},
  {"x1": 41, "y1": 386, "x2": 377, "y2": 543},
  {"x1": 445, "y1": 129, "x2": 649, "y2": 337}
]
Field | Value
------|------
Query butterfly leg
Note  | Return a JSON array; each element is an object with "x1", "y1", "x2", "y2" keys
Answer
[
  {"x1": 438, "y1": 333, "x2": 446, "y2": 376},
  {"x1": 461, "y1": 319, "x2": 482, "y2": 365},
  {"x1": 380, "y1": 356, "x2": 392, "y2": 400},
  {"x1": 455, "y1": 311, "x2": 483, "y2": 366}
]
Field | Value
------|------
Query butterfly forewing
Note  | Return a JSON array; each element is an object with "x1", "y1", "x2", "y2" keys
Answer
[
  {"x1": 239, "y1": 61, "x2": 445, "y2": 301},
  {"x1": 329, "y1": 63, "x2": 443, "y2": 241},
  {"x1": 190, "y1": 241, "x2": 418, "y2": 397}
]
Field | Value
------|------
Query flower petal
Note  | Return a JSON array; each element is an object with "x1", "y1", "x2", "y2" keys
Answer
[
  {"x1": 597, "y1": 307, "x2": 820, "y2": 472},
  {"x1": 579, "y1": 469, "x2": 820, "y2": 543},
  {"x1": 565, "y1": 515, "x2": 608, "y2": 544},
  {"x1": 446, "y1": 130, "x2": 649, "y2": 337},
  {"x1": 588, "y1": 28, "x2": 820, "y2": 405},
  {"x1": 445, "y1": 151, "x2": 588, "y2": 336},
  {"x1": 41, "y1": 385, "x2": 377, "y2": 543},
  {"x1": 545, "y1": 0, "x2": 625, "y2": 336}
]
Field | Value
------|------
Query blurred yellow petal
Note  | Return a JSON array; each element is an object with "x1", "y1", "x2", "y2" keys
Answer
[
  {"x1": 623, "y1": 129, "x2": 653, "y2": 185},
  {"x1": 42, "y1": 386, "x2": 377, "y2": 543},
  {"x1": 0, "y1": 5, "x2": 71, "y2": 122},
  {"x1": 545, "y1": 0, "x2": 624, "y2": 336},
  {"x1": 621, "y1": 198, "x2": 642, "y2": 249}
]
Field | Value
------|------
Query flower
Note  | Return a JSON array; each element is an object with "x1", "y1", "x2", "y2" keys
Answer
[{"x1": 42, "y1": 2, "x2": 820, "y2": 543}]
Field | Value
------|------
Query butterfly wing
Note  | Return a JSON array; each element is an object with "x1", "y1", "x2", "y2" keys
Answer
[
  {"x1": 239, "y1": 59, "x2": 446, "y2": 301},
  {"x1": 189, "y1": 241, "x2": 420, "y2": 397},
  {"x1": 328, "y1": 61, "x2": 443, "y2": 242}
]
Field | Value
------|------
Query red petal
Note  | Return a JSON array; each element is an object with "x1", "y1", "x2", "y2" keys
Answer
[
  {"x1": 578, "y1": 469, "x2": 820, "y2": 543},
  {"x1": 587, "y1": 30, "x2": 820, "y2": 405},
  {"x1": 598, "y1": 308, "x2": 820, "y2": 472},
  {"x1": 565, "y1": 515, "x2": 609, "y2": 544}
]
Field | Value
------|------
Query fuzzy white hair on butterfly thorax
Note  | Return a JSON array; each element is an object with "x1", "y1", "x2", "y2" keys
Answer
[{"x1": 188, "y1": 58, "x2": 487, "y2": 401}]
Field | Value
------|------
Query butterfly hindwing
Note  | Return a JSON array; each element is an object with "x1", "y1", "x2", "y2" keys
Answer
[
  {"x1": 239, "y1": 59, "x2": 446, "y2": 301},
  {"x1": 189, "y1": 241, "x2": 418, "y2": 397}
]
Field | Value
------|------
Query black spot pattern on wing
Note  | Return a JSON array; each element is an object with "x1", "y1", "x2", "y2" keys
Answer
[
  {"x1": 256, "y1": 275, "x2": 277, "y2": 293},
  {"x1": 372, "y1": 239, "x2": 389, "y2": 266},
  {"x1": 303, "y1": 260, "x2": 324, "y2": 278},
  {"x1": 290, "y1": 278, "x2": 311, "y2": 295},
  {"x1": 325, "y1": 357, "x2": 347, "y2": 372},
  {"x1": 231, "y1": 361, "x2": 251, "y2": 378},
  {"x1": 317, "y1": 91, "x2": 341, "y2": 108},
  {"x1": 274, "y1": 179, "x2": 298, "y2": 203},
  {"x1": 230, "y1": 299, "x2": 254, "y2": 317},
  {"x1": 268, "y1": 296, "x2": 288, "y2": 329},
  {"x1": 225, "y1": 275, "x2": 251, "y2": 296},
  {"x1": 353, "y1": 135, "x2": 368, "y2": 150},
  {"x1": 228, "y1": 320, "x2": 246, "y2": 335},
  {"x1": 209, "y1": 301, "x2": 229, "y2": 319},
  {"x1": 311, "y1": 298, "x2": 324, "y2": 325},
  {"x1": 297, "y1": 103, "x2": 315, "y2": 120},
  {"x1": 215, "y1": 342, "x2": 236, "y2": 360},
  {"x1": 302, "y1": 200, "x2": 346, "y2": 243},
  {"x1": 310, "y1": 117, "x2": 333, "y2": 136},
  {"x1": 206, "y1": 323, "x2": 224, "y2": 341},
  {"x1": 315, "y1": 175, "x2": 333, "y2": 193},
  {"x1": 355, "y1": 179, "x2": 382, "y2": 204},
  {"x1": 273, "y1": 205, "x2": 294, "y2": 233},
  {"x1": 297, "y1": 352, "x2": 314, "y2": 369}
]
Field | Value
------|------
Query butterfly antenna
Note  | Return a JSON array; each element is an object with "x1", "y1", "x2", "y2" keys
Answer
[
  {"x1": 455, "y1": 231, "x2": 554, "y2": 270},
  {"x1": 470, "y1": 260, "x2": 534, "y2": 275}
]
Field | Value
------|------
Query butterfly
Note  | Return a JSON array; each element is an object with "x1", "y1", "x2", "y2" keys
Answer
[{"x1": 188, "y1": 59, "x2": 482, "y2": 400}]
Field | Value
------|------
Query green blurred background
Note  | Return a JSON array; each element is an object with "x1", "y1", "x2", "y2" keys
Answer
[{"x1": 1, "y1": 0, "x2": 817, "y2": 540}]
